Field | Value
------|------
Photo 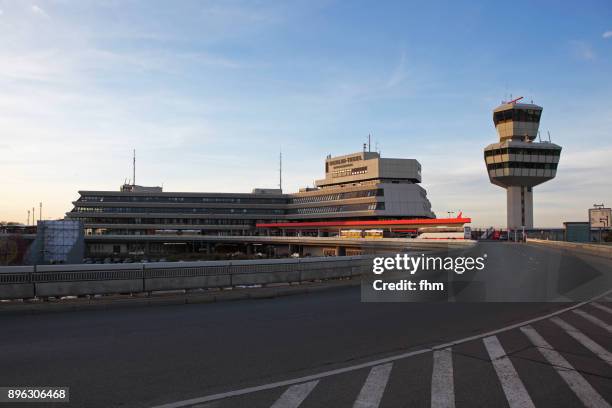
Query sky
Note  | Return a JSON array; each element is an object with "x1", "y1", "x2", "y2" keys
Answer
[{"x1": 0, "y1": 0, "x2": 611, "y2": 228}]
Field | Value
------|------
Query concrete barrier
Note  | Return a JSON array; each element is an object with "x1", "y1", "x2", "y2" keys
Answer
[
  {"x1": 527, "y1": 239, "x2": 612, "y2": 260},
  {"x1": 0, "y1": 266, "x2": 35, "y2": 299},
  {"x1": 229, "y1": 258, "x2": 301, "y2": 286},
  {"x1": 0, "y1": 256, "x2": 373, "y2": 300},
  {"x1": 299, "y1": 257, "x2": 358, "y2": 281},
  {"x1": 144, "y1": 261, "x2": 232, "y2": 291},
  {"x1": 34, "y1": 264, "x2": 144, "y2": 297}
]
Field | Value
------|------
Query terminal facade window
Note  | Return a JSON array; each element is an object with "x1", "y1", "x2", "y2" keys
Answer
[
  {"x1": 331, "y1": 166, "x2": 369, "y2": 178},
  {"x1": 287, "y1": 202, "x2": 384, "y2": 215},
  {"x1": 78, "y1": 195, "x2": 288, "y2": 204},
  {"x1": 73, "y1": 206, "x2": 286, "y2": 215},
  {"x1": 291, "y1": 189, "x2": 383, "y2": 204},
  {"x1": 79, "y1": 217, "x2": 254, "y2": 226}
]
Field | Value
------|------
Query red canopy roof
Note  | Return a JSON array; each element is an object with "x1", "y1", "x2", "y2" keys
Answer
[{"x1": 256, "y1": 217, "x2": 471, "y2": 229}]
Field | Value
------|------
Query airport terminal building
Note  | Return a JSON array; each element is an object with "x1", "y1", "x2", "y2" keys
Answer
[{"x1": 65, "y1": 150, "x2": 450, "y2": 257}]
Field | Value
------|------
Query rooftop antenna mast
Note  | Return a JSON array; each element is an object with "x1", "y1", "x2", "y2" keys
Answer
[
  {"x1": 132, "y1": 149, "x2": 136, "y2": 186},
  {"x1": 279, "y1": 149, "x2": 283, "y2": 193},
  {"x1": 368, "y1": 134, "x2": 371, "y2": 152},
  {"x1": 547, "y1": 131, "x2": 552, "y2": 142}
]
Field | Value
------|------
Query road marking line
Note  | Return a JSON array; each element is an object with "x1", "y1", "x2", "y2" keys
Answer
[
  {"x1": 270, "y1": 381, "x2": 318, "y2": 408},
  {"x1": 603, "y1": 296, "x2": 612, "y2": 302},
  {"x1": 520, "y1": 325, "x2": 611, "y2": 408},
  {"x1": 483, "y1": 336, "x2": 535, "y2": 408},
  {"x1": 551, "y1": 317, "x2": 612, "y2": 365},
  {"x1": 431, "y1": 348, "x2": 454, "y2": 408},
  {"x1": 353, "y1": 363, "x2": 392, "y2": 408},
  {"x1": 573, "y1": 309, "x2": 612, "y2": 333},
  {"x1": 592, "y1": 302, "x2": 612, "y2": 315},
  {"x1": 149, "y1": 287, "x2": 612, "y2": 408}
]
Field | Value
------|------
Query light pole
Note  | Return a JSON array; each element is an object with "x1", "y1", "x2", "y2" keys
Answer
[
  {"x1": 593, "y1": 203, "x2": 606, "y2": 243},
  {"x1": 599, "y1": 217, "x2": 608, "y2": 243}
]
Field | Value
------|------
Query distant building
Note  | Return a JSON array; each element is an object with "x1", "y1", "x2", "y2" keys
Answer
[
  {"x1": 64, "y1": 149, "x2": 446, "y2": 257},
  {"x1": 25, "y1": 220, "x2": 85, "y2": 264},
  {"x1": 315, "y1": 151, "x2": 433, "y2": 216},
  {"x1": 258, "y1": 150, "x2": 437, "y2": 232},
  {"x1": 563, "y1": 222, "x2": 591, "y2": 243},
  {"x1": 484, "y1": 98, "x2": 562, "y2": 229}
]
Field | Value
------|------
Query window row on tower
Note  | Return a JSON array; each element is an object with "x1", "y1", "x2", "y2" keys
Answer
[
  {"x1": 484, "y1": 147, "x2": 561, "y2": 157},
  {"x1": 493, "y1": 109, "x2": 542, "y2": 125},
  {"x1": 486, "y1": 162, "x2": 558, "y2": 171}
]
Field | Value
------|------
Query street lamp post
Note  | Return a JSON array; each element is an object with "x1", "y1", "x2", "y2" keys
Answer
[
  {"x1": 599, "y1": 217, "x2": 609, "y2": 243},
  {"x1": 593, "y1": 204, "x2": 607, "y2": 244}
]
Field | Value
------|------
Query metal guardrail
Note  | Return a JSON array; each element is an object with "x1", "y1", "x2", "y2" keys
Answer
[{"x1": 0, "y1": 256, "x2": 372, "y2": 300}]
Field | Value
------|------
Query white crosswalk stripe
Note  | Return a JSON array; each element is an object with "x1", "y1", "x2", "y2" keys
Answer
[
  {"x1": 551, "y1": 317, "x2": 612, "y2": 365},
  {"x1": 270, "y1": 381, "x2": 318, "y2": 408},
  {"x1": 353, "y1": 363, "x2": 393, "y2": 408},
  {"x1": 520, "y1": 325, "x2": 611, "y2": 408},
  {"x1": 431, "y1": 348, "x2": 454, "y2": 408},
  {"x1": 573, "y1": 309, "x2": 612, "y2": 333},
  {"x1": 592, "y1": 302, "x2": 612, "y2": 315},
  {"x1": 483, "y1": 336, "x2": 535, "y2": 408}
]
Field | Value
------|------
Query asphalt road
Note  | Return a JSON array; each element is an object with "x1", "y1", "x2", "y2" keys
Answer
[{"x1": 1, "y1": 242, "x2": 611, "y2": 408}]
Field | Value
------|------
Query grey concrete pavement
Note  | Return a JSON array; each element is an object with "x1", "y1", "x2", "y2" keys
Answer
[{"x1": 1, "y1": 242, "x2": 611, "y2": 408}]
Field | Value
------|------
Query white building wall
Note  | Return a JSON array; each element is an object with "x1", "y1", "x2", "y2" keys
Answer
[
  {"x1": 379, "y1": 184, "x2": 435, "y2": 218},
  {"x1": 506, "y1": 186, "x2": 533, "y2": 229}
]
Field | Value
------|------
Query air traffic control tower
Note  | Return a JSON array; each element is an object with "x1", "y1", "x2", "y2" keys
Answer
[{"x1": 484, "y1": 97, "x2": 562, "y2": 229}]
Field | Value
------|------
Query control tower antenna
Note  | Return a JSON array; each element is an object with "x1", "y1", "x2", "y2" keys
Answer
[
  {"x1": 132, "y1": 149, "x2": 136, "y2": 186},
  {"x1": 547, "y1": 131, "x2": 552, "y2": 142},
  {"x1": 503, "y1": 96, "x2": 524, "y2": 104},
  {"x1": 368, "y1": 134, "x2": 371, "y2": 152}
]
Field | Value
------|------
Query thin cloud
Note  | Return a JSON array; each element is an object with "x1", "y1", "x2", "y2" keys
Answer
[
  {"x1": 603, "y1": 31, "x2": 612, "y2": 39},
  {"x1": 569, "y1": 40, "x2": 595, "y2": 60},
  {"x1": 386, "y1": 51, "x2": 407, "y2": 88},
  {"x1": 30, "y1": 5, "x2": 48, "y2": 17}
]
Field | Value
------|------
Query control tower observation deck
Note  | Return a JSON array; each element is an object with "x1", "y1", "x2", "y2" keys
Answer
[{"x1": 484, "y1": 98, "x2": 562, "y2": 229}]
